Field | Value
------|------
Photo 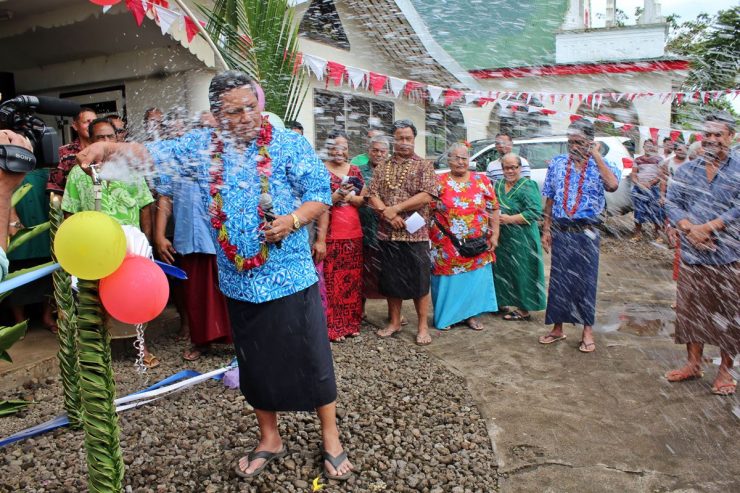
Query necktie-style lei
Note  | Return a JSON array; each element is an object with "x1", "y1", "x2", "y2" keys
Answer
[
  {"x1": 208, "y1": 115, "x2": 273, "y2": 271},
  {"x1": 562, "y1": 157, "x2": 588, "y2": 217}
]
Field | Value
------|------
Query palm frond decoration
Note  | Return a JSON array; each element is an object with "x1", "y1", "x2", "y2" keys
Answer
[
  {"x1": 201, "y1": 0, "x2": 308, "y2": 122},
  {"x1": 77, "y1": 279, "x2": 124, "y2": 492},
  {"x1": 49, "y1": 194, "x2": 82, "y2": 429}
]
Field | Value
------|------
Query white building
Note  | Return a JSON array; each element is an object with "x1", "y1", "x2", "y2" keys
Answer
[{"x1": 0, "y1": 0, "x2": 686, "y2": 158}]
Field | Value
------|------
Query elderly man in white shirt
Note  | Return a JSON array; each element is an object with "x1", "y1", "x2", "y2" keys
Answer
[{"x1": 485, "y1": 132, "x2": 531, "y2": 183}]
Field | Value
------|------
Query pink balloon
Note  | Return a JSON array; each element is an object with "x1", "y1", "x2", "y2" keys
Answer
[{"x1": 100, "y1": 255, "x2": 169, "y2": 325}]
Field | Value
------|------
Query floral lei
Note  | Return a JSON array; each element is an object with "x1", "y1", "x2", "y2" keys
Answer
[
  {"x1": 562, "y1": 157, "x2": 588, "y2": 217},
  {"x1": 208, "y1": 115, "x2": 273, "y2": 271}
]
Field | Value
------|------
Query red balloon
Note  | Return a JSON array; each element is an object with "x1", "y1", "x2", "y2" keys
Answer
[{"x1": 100, "y1": 255, "x2": 169, "y2": 324}]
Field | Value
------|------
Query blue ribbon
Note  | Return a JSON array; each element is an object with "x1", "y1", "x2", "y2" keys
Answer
[
  {"x1": 0, "y1": 369, "x2": 204, "y2": 448},
  {"x1": 0, "y1": 263, "x2": 60, "y2": 294}
]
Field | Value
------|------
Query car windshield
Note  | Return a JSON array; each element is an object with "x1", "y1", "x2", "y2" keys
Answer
[{"x1": 516, "y1": 142, "x2": 563, "y2": 169}]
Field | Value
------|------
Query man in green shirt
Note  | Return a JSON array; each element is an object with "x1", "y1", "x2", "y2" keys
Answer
[{"x1": 61, "y1": 118, "x2": 154, "y2": 239}]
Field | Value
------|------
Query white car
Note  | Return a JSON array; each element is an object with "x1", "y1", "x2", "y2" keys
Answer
[{"x1": 435, "y1": 136, "x2": 635, "y2": 216}]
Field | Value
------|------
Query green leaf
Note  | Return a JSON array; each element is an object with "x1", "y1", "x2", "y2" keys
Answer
[
  {"x1": 10, "y1": 183, "x2": 32, "y2": 208},
  {"x1": 6, "y1": 221, "x2": 51, "y2": 254},
  {"x1": 0, "y1": 321, "x2": 28, "y2": 363},
  {"x1": 0, "y1": 399, "x2": 33, "y2": 417}
]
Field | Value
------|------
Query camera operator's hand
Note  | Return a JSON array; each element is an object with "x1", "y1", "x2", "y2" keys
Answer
[{"x1": 0, "y1": 129, "x2": 32, "y2": 152}]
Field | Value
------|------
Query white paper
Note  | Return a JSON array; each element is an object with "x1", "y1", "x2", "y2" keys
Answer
[{"x1": 405, "y1": 212, "x2": 425, "y2": 234}]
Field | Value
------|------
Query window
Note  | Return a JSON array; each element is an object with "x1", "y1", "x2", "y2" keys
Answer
[
  {"x1": 313, "y1": 89, "x2": 394, "y2": 157},
  {"x1": 425, "y1": 104, "x2": 466, "y2": 158},
  {"x1": 299, "y1": 0, "x2": 350, "y2": 50}
]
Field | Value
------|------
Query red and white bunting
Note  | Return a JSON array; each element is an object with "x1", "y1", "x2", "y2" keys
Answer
[
  {"x1": 303, "y1": 54, "x2": 327, "y2": 81},
  {"x1": 154, "y1": 4, "x2": 177, "y2": 35},
  {"x1": 427, "y1": 86, "x2": 443, "y2": 104},
  {"x1": 388, "y1": 77, "x2": 407, "y2": 98},
  {"x1": 346, "y1": 67, "x2": 367, "y2": 90}
]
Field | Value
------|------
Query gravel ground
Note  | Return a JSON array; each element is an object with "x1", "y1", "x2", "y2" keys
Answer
[{"x1": 0, "y1": 324, "x2": 498, "y2": 492}]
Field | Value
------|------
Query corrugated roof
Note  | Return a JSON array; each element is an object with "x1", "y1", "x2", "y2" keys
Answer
[
  {"x1": 409, "y1": 0, "x2": 569, "y2": 70},
  {"x1": 344, "y1": 0, "x2": 462, "y2": 87}
]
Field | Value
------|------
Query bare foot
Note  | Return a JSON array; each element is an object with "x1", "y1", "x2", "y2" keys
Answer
[{"x1": 665, "y1": 365, "x2": 703, "y2": 382}]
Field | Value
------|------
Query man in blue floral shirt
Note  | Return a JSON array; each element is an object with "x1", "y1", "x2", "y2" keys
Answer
[
  {"x1": 76, "y1": 71, "x2": 354, "y2": 481},
  {"x1": 537, "y1": 119, "x2": 620, "y2": 353}
]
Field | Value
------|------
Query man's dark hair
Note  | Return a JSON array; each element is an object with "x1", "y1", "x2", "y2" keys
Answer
[
  {"x1": 705, "y1": 111, "x2": 736, "y2": 133},
  {"x1": 567, "y1": 118, "x2": 595, "y2": 140},
  {"x1": 392, "y1": 119, "x2": 417, "y2": 137},
  {"x1": 88, "y1": 117, "x2": 114, "y2": 139},
  {"x1": 663, "y1": 137, "x2": 672, "y2": 144},
  {"x1": 75, "y1": 107, "x2": 96, "y2": 122},
  {"x1": 495, "y1": 132, "x2": 512, "y2": 142},
  {"x1": 208, "y1": 70, "x2": 256, "y2": 111},
  {"x1": 643, "y1": 138, "x2": 655, "y2": 145},
  {"x1": 327, "y1": 129, "x2": 348, "y2": 141},
  {"x1": 287, "y1": 120, "x2": 304, "y2": 132},
  {"x1": 106, "y1": 113, "x2": 124, "y2": 122}
]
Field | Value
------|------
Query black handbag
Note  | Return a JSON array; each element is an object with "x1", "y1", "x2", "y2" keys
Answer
[{"x1": 432, "y1": 215, "x2": 489, "y2": 258}]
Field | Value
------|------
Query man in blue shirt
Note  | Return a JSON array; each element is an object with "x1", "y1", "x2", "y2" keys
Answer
[
  {"x1": 538, "y1": 119, "x2": 620, "y2": 353},
  {"x1": 77, "y1": 71, "x2": 354, "y2": 480},
  {"x1": 665, "y1": 111, "x2": 739, "y2": 396}
]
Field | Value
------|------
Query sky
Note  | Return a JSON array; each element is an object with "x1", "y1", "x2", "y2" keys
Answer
[{"x1": 590, "y1": 0, "x2": 737, "y2": 27}]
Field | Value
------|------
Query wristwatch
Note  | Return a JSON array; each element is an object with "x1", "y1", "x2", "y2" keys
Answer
[{"x1": 290, "y1": 213, "x2": 302, "y2": 231}]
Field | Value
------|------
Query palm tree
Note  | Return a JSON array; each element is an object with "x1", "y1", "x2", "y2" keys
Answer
[{"x1": 201, "y1": 0, "x2": 308, "y2": 122}]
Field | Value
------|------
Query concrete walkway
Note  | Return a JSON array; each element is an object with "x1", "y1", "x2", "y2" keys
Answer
[{"x1": 364, "y1": 251, "x2": 739, "y2": 492}]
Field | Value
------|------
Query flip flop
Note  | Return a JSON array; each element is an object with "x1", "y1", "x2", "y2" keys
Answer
[
  {"x1": 466, "y1": 319, "x2": 484, "y2": 331},
  {"x1": 234, "y1": 447, "x2": 287, "y2": 479},
  {"x1": 538, "y1": 334, "x2": 566, "y2": 345},
  {"x1": 503, "y1": 312, "x2": 531, "y2": 322},
  {"x1": 321, "y1": 448, "x2": 353, "y2": 481},
  {"x1": 578, "y1": 340, "x2": 596, "y2": 353},
  {"x1": 710, "y1": 379, "x2": 736, "y2": 396},
  {"x1": 665, "y1": 367, "x2": 704, "y2": 382},
  {"x1": 182, "y1": 348, "x2": 203, "y2": 362},
  {"x1": 143, "y1": 354, "x2": 160, "y2": 369},
  {"x1": 415, "y1": 333, "x2": 432, "y2": 346},
  {"x1": 377, "y1": 327, "x2": 402, "y2": 339}
]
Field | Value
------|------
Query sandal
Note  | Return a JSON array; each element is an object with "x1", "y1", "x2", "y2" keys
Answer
[
  {"x1": 538, "y1": 333, "x2": 566, "y2": 345},
  {"x1": 665, "y1": 367, "x2": 703, "y2": 382},
  {"x1": 234, "y1": 447, "x2": 287, "y2": 479},
  {"x1": 578, "y1": 340, "x2": 596, "y2": 353},
  {"x1": 377, "y1": 327, "x2": 402, "y2": 339},
  {"x1": 321, "y1": 447, "x2": 353, "y2": 481},
  {"x1": 503, "y1": 311, "x2": 531, "y2": 322},
  {"x1": 466, "y1": 319, "x2": 484, "y2": 331},
  {"x1": 143, "y1": 354, "x2": 160, "y2": 369},
  {"x1": 711, "y1": 379, "x2": 737, "y2": 396},
  {"x1": 183, "y1": 347, "x2": 203, "y2": 361},
  {"x1": 415, "y1": 332, "x2": 432, "y2": 346}
]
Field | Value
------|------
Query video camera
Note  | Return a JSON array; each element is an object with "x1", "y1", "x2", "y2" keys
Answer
[{"x1": 0, "y1": 95, "x2": 81, "y2": 172}]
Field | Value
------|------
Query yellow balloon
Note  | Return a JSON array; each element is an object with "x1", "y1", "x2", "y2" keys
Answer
[{"x1": 54, "y1": 211, "x2": 127, "y2": 280}]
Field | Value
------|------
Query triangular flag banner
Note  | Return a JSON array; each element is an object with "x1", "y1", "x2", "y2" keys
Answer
[
  {"x1": 427, "y1": 86, "x2": 443, "y2": 104},
  {"x1": 675, "y1": 93, "x2": 684, "y2": 105},
  {"x1": 126, "y1": 0, "x2": 146, "y2": 26},
  {"x1": 304, "y1": 55, "x2": 328, "y2": 81},
  {"x1": 682, "y1": 130, "x2": 693, "y2": 144},
  {"x1": 613, "y1": 122, "x2": 624, "y2": 129},
  {"x1": 569, "y1": 114, "x2": 583, "y2": 124},
  {"x1": 568, "y1": 94, "x2": 574, "y2": 109},
  {"x1": 155, "y1": 5, "x2": 177, "y2": 35},
  {"x1": 621, "y1": 124, "x2": 633, "y2": 133},
  {"x1": 670, "y1": 130, "x2": 681, "y2": 142},
  {"x1": 103, "y1": 5, "x2": 113, "y2": 13},
  {"x1": 465, "y1": 92, "x2": 478, "y2": 104},
  {"x1": 477, "y1": 97, "x2": 495, "y2": 107},
  {"x1": 389, "y1": 77, "x2": 407, "y2": 97},
  {"x1": 346, "y1": 67, "x2": 367, "y2": 89},
  {"x1": 444, "y1": 89, "x2": 463, "y2": 106},
  {"x1": 184, "y1": 16, "x2": 203, "y2": 43},
  {"x1": 540, "y1": 108, "x2": 557, "y2": 116},
  {"x1": 649, "y1": 127, "x2": 659, "y2": 142},
  {"x1": 527, "y1": 105, "x2": 541, "y2": 113},
  {"x1": 90, "y1": 0, "x2": 121, "y2": 5},
  {"x1": 404, "y1": 81, "x2": 424, "y2": 97},
  {"x1": 368, "y1": 73, "x2": 388, "y2": 95},
  {"x1": 326, "y1": 61, "x2": 346, "y2": 87},
  {"x1": 291, "y1": 52, "x2": 303, "y2": 76}
]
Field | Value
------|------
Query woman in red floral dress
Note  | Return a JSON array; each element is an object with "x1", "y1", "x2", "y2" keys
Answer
[{"x1": 321, "y1": 130, "x2": 365, "y2": 341}]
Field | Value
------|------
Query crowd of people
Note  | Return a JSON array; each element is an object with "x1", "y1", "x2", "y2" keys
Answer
[{"x1": 0, "y1": 69, "x2": 737, "y2": 480}]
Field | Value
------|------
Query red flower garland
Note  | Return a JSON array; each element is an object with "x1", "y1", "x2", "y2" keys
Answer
[
  {"x1": 208, "y1": 115, "x2": 273, "y2": 271},
  {"x1": 562, "y1": 158, "x2": 588, "y2": 217}
]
